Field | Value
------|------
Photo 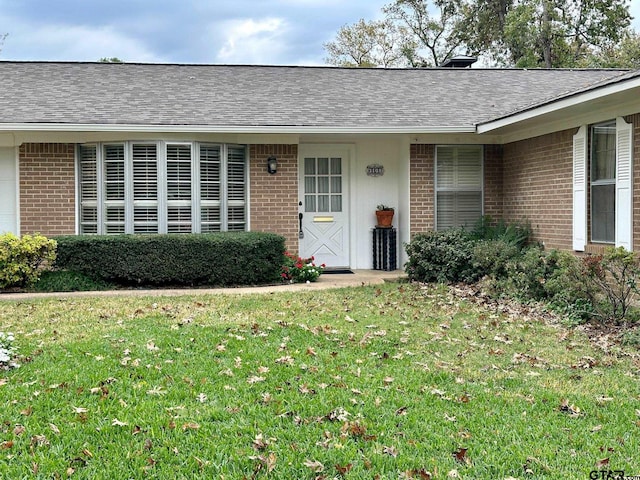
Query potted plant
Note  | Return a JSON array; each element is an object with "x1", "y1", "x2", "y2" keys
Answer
[{"x1": 375, "y1": 204, "x2": 395, "y2": 228}]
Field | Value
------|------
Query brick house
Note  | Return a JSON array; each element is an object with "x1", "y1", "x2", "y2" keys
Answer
[{"x1": 0, "y1": 62, "x2": 638, "y2": 268}]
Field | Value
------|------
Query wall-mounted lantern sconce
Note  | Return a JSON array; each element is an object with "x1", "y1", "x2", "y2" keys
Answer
[{"x1": 267, "y1": 156, "x2": 277, "y2": 174}]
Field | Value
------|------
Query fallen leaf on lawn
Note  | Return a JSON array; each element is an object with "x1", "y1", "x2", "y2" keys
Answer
[
  {"x1": 403, "y1": 469, "x2": 432, "y2": 479},
  {"x1": 196, "y1": 393, "x2": 207, "y2": 403},
  {"x1": 396, "y1": 406, "x2": 408, "y2": 416},
  {"x1": 591, "y1": 425, "x2": 603, "y2": 432},
  {"x1": 559, "y1": 399, "x2": 582, "y2": 416},
  {"x1": 111, "y1": 419, "x2": 128, "y2": 427},
  {"x1": 146, "y1": 341, "x2": 159, "y2": 351},
  {"x1": 306, "y1": 347, "x2": 317, "y2": 356},
  {"x1": 182, "y1": 422, "x2": 200, "y2": 431},
  {"x1": 0, "y1": 378, "x2": 7, "y2": 386},
  {"x1": 49, "y1": 423, "x2": 60, "y2": 435},
  {"x1": 595, "y1": 458, "x2": 610, "y2": 469},
  {"x1": 383, "y1": 376, "x2": 394, "y2": 385},
  {"x1": 275, "y1": 355, "x2": 295, "y2": 365},
  {"x1": 444, "y1": 413, "x2": 457, "y2": 422},
  {"x1": 257, "y1": 366, "x2": 269, "y2": 374},
  {"x1": 303, "y1": 459, "x2": 325, "y2": 472},
  {"x1": 20, "y1": 406, "x2": 33, "y2": 416},
  {"x1": 82, "y1": 448, "x2": 93, "y2": 458},
  {"x1": 31, "y1": 435, "x2": 49, "y2": 446},
  {"x1": 448, "y1": 469, "x2": 460, "y2": 478},
  {"x1": 252, "y1": 433, "x2": 269, "y2": 451},
  {"x1": 146, "y1": 387, "x2": 167, "y2": 396},
  {"x1": 452, "y1": 447, "x2": 470, "y2": 464},
  {"x1": 335, "y1": 463, "x2": 353, "y2": 475},
  {"x1": 383, "y1": 445, "x2": 398, "y2": 457},
  {"x1": 72, "y1": 406, "x2": 88, "y2": 414},
  {"x1": 247, "y1": 376, "x2": 266, "y2": 384},
  {"x1": 0, "y1": 441, "x2": 13, "y2": 450},
  {"x1": 13, "y1": 425, "x2": 25, "y2": 436}
]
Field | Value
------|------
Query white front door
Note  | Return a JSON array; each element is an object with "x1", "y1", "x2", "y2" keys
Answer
[{"x1": 299, "y1": 145, "x2": 350, "y2": 268}]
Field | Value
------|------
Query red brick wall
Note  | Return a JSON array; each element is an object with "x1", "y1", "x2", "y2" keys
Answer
[
  {"x1": 484, "y1": 145, "x2": 503, "y2": 219},
  {"x1": 249, "y1": 145, "x2": 299, "y2": 252},
  {"x1": 19, "y1": 143, "x2": 76, "y2": 236},
  {"x1": 502, "y1": 130, "x2": 574, "y2": 250},
  {"x1": 409, "y1": 144, "x2": 435, "y2": 235}
]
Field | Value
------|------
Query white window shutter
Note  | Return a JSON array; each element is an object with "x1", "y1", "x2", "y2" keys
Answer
[
  {"x1": 615, "y1": 117, "x2": 633, "y2": 250},
  {"x1": 572, "y1": 126, "x2": 587, "y2": 251}
]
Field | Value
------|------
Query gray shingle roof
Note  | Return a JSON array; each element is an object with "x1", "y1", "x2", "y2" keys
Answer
[{"x1": 0, "y1": 62, "x2": 630, "y2": 129}]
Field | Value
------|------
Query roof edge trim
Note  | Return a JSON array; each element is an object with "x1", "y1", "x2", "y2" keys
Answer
[
  {"x1": 0, "y1": 123, "x2": 476, "y2": 135},
  {"x1": 477, "y1": 75, "x2": 640, "y2": 133}
]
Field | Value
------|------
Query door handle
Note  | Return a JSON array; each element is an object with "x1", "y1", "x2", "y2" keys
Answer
[{"x1": 298, "y1": 212, "x2": 304, "y2": 239}]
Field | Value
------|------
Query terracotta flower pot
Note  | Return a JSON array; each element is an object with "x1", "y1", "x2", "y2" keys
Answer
[{"x1": 375, "y1": 210, "x2": 394, "y2": 228}]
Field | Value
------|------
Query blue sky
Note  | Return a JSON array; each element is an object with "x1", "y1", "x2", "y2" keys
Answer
[{"x1": 0, "y1": 0, "x2": 639, "y2": 65}]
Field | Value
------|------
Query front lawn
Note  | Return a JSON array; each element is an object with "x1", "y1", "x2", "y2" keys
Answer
[{"x1": 0, "y1": 283, "x2": 638, "y2": 479}]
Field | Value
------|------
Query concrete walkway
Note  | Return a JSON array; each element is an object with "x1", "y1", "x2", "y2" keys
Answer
[{"x1": 0, "y1": 270, "x2": 407, "y2": 301}]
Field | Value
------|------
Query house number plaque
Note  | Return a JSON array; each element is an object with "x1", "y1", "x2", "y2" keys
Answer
[{"x1": 366, "y1": 164, "x2": 384, "y2": 177}]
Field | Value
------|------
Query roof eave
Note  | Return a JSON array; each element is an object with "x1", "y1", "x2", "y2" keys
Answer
[
  {"x1": 0, "y1": 123, "x2": 476, "y2": 135},
  {"x1": 477, "y1": 75, "x2": 640, "y2": 134}
]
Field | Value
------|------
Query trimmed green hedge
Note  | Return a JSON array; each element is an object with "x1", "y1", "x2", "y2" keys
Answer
[{"x1": 53, "y1": 232, "x2": 285, "y2": 287}]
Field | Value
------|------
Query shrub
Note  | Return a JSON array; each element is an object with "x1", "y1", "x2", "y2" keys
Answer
[
  {"x1": 471, "y1": 239, "x2": 520, "y2": 280},
  {"x1": 405, "y1": 229, "x2": 479, "y2": 283},
  {"x1": 53, "y1": 232, "x2": 285, "y2": 287},
  {"x1": 32, "y1": 270, "x2": 116, "y2": 292},
  {"x1": 579, "y1": 247, "x2": 640, "y2": 325},
  {"x1": 0, "y1": 233, "x2": 57, "y2": 289},
  {"x1": 281, "y1": 252, "x2": 325, "y2": 283},
  {"x1": 470, "y1": 216, "x2": 532, "y2": 250}
]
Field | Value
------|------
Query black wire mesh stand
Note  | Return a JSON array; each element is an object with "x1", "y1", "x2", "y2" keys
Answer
[{"x1": 372, "y1": 227, "x2": 397, "y2": 271}]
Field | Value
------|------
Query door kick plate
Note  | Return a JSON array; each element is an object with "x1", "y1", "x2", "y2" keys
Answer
[{"x1": 313, "y1": 216, "x2": 334, "y2": 223}]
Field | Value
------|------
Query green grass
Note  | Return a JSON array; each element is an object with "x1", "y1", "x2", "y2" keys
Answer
[{"x1": 0, "y1": 283, "x2": 638, "y2": 479}]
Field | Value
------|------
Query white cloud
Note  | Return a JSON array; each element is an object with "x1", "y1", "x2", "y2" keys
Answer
[
  {"x1": 215, "y1": 17, "x2": 289, "y2": 64},
  {"x1": 0, "y1": 17, "x2": 164, "y2": 62}
]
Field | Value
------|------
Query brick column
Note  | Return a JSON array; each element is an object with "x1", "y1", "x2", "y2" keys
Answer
[
  {"x1": 249, "y1": 145, "x2": 299, "y2": 252},
  {"x1": 20, "y1": 143, "x2": 76, "y2": 236}
]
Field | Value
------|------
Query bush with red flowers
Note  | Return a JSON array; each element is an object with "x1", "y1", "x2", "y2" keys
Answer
[{"x1": 282, "y1": 252, "x2": 325, "y2": 283}]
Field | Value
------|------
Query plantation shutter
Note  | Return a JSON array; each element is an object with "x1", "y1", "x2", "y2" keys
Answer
[
  {"x1": 166, "y1": 144, "x2": 192, "y2": 233},
  {"x1": 572, "y1": 126, "x2": 587, "y2": 251},
  {"x1": 226, "y1": 145, "x2": 247, "y2": 231},
  {"x1": 78, "y1": 145, "x2": 98, "y2": 234},
  {"x1": 132, "y1": 144, "x2": 158, "y2": 233},
  {"x1": 615, "y1": 117, "x2": 633, "y2": 250},
  {"x1": 436, "y1": 146, "x2": 483, "y2": 230},
  {"x1": 199, "y1": 144, "x2": 221, "y2": 232},
  {"x1": 103, "y1": 144, "x2": 126, "y2": 234}
]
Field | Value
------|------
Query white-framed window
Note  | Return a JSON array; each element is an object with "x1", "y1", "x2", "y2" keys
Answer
[
  {"x1": 573, "y1": 117, "x2": 633, "y2": 251},
  {"x1": 590, "y1": 121, "x2": 616, "y2": 243},
  {"x1": 435, "y1": 145, "x2": 483, "y2": 230},
  {"x1": 77, "y1": 141, "x2": 248, "y2": 235}
]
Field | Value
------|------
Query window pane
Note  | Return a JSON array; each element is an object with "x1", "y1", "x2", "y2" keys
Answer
[
  {"x1": 330, "y1": 157, "x2": 342, "y2": 175},
  {"x1": 132, "y1": 144, "x2": 158, "y2": 200},
  {"x1": 305, "y1": 195, "x2": 316, "y2": 212},
  {"x1": 317, "y1": 157, "x2": 329, "y2": 175},
  {"x1": 305, "y1": 176, "x2": 316, "y2": 194},
  {"x1": 166, "y1": 144, "x2": 191, "y2": 201},
  {"x1": 331, "y1": 176, "x2": 342, "y2": 193},
  {"x1": 317, "y1": 176, "x2": 329, "y2": 194},
  {"x1": 592, "y1": 122, "x2": 616, "y2": 182},
  {"x1": 331, "y1": 195, "x2": 342, "y2": 212},
  {"x1": 200, "y1": 145, "x2": 221, "y2": 201},
  {"x1": 592, "y1": 184, "x2": 615, "y2": 243},
  {"x1": 318, "y1": 195, "x2": 329, "y2": 212},
  {"x1": 304, "y1": 158, "x2": 316, "y2": 175}
]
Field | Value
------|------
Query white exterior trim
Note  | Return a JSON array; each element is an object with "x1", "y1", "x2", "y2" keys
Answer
[{"x1": 0, "y1": 123, "x2": 476, "y2": 135}]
